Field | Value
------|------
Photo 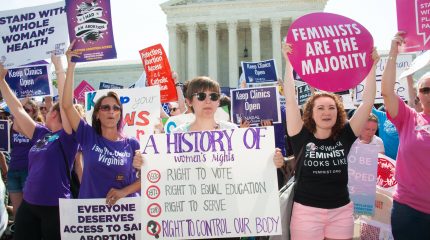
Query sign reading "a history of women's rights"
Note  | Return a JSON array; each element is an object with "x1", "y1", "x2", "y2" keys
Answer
[
  {"x1": 66, "y1": 0, "x2": 117, "y2": 62},
  {"x1": 0, "y1": 1, "x2": 68, "y2": 68},
  {"x1": 397, "y1": 0, "x2": 430, "y2": 52},
  {"x1": 140, "y1": 127, "x2": 281, "y2": 239},
  {"x1": 286, "y1": 12, "x2": 374, "y2": 92},
  {"x1": 231, "y1": 86, "x2": 281, "y2": 125}
]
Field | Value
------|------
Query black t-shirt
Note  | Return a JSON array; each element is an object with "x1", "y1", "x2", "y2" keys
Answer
[{"x1": 290, "y1": 123, "x2": 357, "y2": 209}]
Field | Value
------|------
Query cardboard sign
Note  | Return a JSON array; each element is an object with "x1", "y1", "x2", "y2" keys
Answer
[
  {"x1": 85, "y1": 87, "x2": 161, "y2": 141},
  {"x1": 400, "y1": 51, "x2": 430, "y2": 79},
  {"x1": 140, "y1": 127, "x2": 281, "y2": 239},
  {"x1": 0, "y1": 120, "x2": 10, "y2": 152},
  {"x1": 376, "y1": 154, "x2": 397, "y2": 197},
  {"x1": 74, "y1": 80, "x2": 94, "y2": 104},
  {"x1": 347, "y1": 142, "x2": 379, "y2": 215},
  {"x1": 59, "y1": 198, "x2": 142, "y2": 240},
  {"x1": 5, "y1": 63, "x2": 51, "y2": 98},
  {"x1": 286, "y1": 12, "x2": 374, "y2": 92},
  {"x1": 0, "y1": 2, "x2": 68, "y2": 68},
  {"x1": 397, "y1": 0, "x2": 430, "y2": 52},
  {"x1": 231, "y1": 86, "x2": 281, "y2": 125},
  {"x1": 354, "y1": 54, "x2": 412, "y2": 104},
  {"x1": 140, "y1": 44, "x2": 177, "y2": 103},
  {"x1": 241, "y1": 59, "x2": 278, "y2": 84},
  {"x1": 66, "y1": 0, "x2": 117, "y2": 62},
  {"x1": 99, "y1": 82, "x2": 124, "y2": 90}
]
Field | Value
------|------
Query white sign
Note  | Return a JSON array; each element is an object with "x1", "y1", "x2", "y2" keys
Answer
[
  {"x1": 354, "y1": 54, "x2": 413, "y2": 104},
  {"x1": 59, "y1": 198, "x2": 142, "y2": 240},
  {"x1": 0, "y1": 2, "x2": 68, "y2": 67},
  {"x1": 85, "y1": 87, "x2": 161, "y2": 141},
  {"x1": 140, "y1": 127, "x2": 281, "y2": 239}
]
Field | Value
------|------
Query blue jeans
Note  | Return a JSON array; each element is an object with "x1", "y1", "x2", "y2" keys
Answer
[
  {"x1": 7, "y1": 170, "x2": 28, "y2": 193},
  {"x1": 391, "y1": 200, "x2": 430, "y2": 240}
]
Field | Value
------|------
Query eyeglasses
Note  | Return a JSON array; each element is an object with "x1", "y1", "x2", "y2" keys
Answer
[
  {"x1": 99, "y1": 104, "x2": 121, "y2": 112},
  {"x1": 192, "y1": 92, "x2": 220, "y2": 101},
  {"x1": 419, "y1": 87, "x2": 430, "y2": 94}
]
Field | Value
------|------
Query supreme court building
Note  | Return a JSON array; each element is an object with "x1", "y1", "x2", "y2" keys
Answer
[{"x1": 161, "y1": 0, "x2": 328, "y2": 87}]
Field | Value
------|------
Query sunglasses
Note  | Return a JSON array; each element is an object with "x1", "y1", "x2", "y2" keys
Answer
[
  {"x1": 419, "y1": 87, "x2": 430, "y2": 94},
  {"x1": 40, "y1": 106, "x2": 47, "y2": 111},
  {"x1": 169, "y1": 107, "x2": 177, "y2": 112},
  {"x1": 99, "y1": 104, "x2": 121, "y2": 112},
  {"x1": 193, "y1": 92, "x2": 220, "y2": 101}
]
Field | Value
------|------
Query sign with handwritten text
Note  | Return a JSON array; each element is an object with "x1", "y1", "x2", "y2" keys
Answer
[
  {"x1": 59, "y1": 198, "x2": 141, "y2": 240},
  {"x1": 140, "y1": 127, "x2": 281, "y2": 239},
  {"x1": 85, "y1": 87, "x2": 160, "y2": 141}
]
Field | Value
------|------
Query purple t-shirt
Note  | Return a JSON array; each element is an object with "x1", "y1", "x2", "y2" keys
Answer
[
  {"x1": 75, "y1": 120, "x2": 140, "y2": 199},
  {"x1": 9, "y1": 128, "x2": 35, "y2": 171},
  {"x1": 23, "y1": 124, "x2": 78, "y2": 206}
]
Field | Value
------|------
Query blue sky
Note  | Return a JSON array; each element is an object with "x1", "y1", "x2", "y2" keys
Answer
[{"x1": 1, "y1": 0, "x2": 397, "y2": 60}]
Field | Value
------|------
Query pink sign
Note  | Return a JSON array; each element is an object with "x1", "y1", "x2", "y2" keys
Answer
[
  {"x1": 286, "y1": 12, "x2": 374, "y2": 92},
  {"x1": 74, "y1": 80, "x2": 95, "y2": 104},
  {"x1": 397, "y1": 0, "x2": 430, "y2": 52}
]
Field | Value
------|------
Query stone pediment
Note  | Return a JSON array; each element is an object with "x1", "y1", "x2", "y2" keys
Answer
[{"x1": 163, "y1": 0, "x2": 238, "y2": 7}]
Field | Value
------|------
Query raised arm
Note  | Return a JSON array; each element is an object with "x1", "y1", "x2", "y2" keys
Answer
[
  {"x1": 52, "y1": 54, "x2": 73, "y2": 134},
  {"x1": 381, "y1": 32, "x2": 405, "y2": 118},
  {"x1": 406, "y1": 74, "x2": 418, "y2": 109},
  {"x1": 61, "y1": 40, "x2": 82, "y2": 131},
  {"x1": 0, "y1": 66, "x2": 36, "y2": 139},
  {"x1": 172, "y1": 72, "x2": 186, "y2": 113},
  {"x1": 350, "y1": 48, "x2": 379, "y2": 136},
  {"x1": 282, "y1": 43, "x2": 303, "y2": 136}
]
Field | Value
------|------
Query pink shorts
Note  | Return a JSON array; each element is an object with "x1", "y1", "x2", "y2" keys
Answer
[{"x1": 290, "y1": 201, "x2": 354, "y2": 240}]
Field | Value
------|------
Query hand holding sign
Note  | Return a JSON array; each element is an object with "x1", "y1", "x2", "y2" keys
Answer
[{"x1": 286, "y1": 12, "x2": 374, "y2": 92}]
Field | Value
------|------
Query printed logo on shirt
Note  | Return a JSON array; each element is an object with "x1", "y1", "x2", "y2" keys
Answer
[
  {"x1": 31, "y1": 133, "x2": 59, "y2": 152},
  {"x1": 91, "y1": 144, "x2": 131, "y2": 166},
  {"x1": 13, "y1": 133, "x2": 30, "y2": 144},
  {"x1": 383, "y1": 120, "x2": 397, "y2": 135},
  {"x1": 415, "y1": 124, "x2": 430, "y2": 134},
  {"x1": 116, "y1": 174, "x2": 125, "y2": 182},
  {"x1": 304, "y1": 141, "x2": 346, "y2": 174}
]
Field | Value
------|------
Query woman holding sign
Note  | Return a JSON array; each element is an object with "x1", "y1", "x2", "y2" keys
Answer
[
  {"x1": 0, "y1": 55, "x2": 79, "y2": 240},
  {"x1": 62, "y1": 41, "x2": 141, "y2": 205},
  {"x1": 281, "y1": 43, "x2": 378, "y2": 240},
  {"x1": 381, "y1": 32, "x2": 430, "y2": 240}
]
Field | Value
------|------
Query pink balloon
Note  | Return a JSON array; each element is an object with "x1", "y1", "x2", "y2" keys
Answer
[{"x1": 286, "y1": 12, "x2": 374, "y2": 92}]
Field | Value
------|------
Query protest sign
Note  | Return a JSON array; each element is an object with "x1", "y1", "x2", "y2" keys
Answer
[
  {"x1": 347, "y1": 142, "x2": 379, "y2": 215},
  {"x1": 397, "y1": 0, "x2": 430, "y2": 52},
  {"x1": 241, "y1": 59, "x2": 278, "y2": 85},
  {"x1": 140, "y1": 127, "x2": 281, "y2": 239},
  {"x1": 74, "y1": 80, "x2": 94, "y2": 104},
  {"x1": 140, "y1": 44, "x2": 177, "y2": 103},
  {"x1": 286, "y1": 12, "x2": 373, "y2": 92},
  {"x1": 376, "y1": 154, "x2": 397, "y2": 197},
  {"x1": 59, "y1": 198, "x2": 141, "y2": 240},
  {"x1": 5, "y1": 63, "x2": 51, "y2": 99},
  {"x1": 66, "y1": 0, "x2": 117, "y2": 62},
  {"x1": 0, "y1": 120, "x2": 10, "y2": 152},
  {"x1": 354, "y1": 54, "x2": 412, "y2": 104},
  {"x1": 296, "y1": 83, "x2": 312, "y2": 106},
  {"x1": 230, "y1": 86, "x2": 281, "y2": 125},
  {"x1": 400, "y1": 51, "x2": 430, "y2": 79},
  {"x1": 99, "y1": 82, "x2": 124, "y2": 90},
  {"x1": 0, "y1": 2, "x2": 68, "y2": 68},
  {"x1": 85, "y1": 87, "x2": 160, "y2": 140}
]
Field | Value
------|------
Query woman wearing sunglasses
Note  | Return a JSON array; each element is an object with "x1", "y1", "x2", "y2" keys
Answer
[
  {"x1": 62, "y1": 41, "x2": 141, "y2": 205},
  {"x1": 0, "y1": 55, "x2": 79, "y2": 240},
  {"x1": 381, "y1": 32, "x2": 430, "y2": 240}
]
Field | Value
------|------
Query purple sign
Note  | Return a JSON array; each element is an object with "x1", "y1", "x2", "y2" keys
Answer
[
  {"x1": 241, "y1": 59, "x2": 278, "y2": 84},
  {"x1": 5, "y1": 63, "x2": 51, "y2": 98},
  {"x1": 230, "y1": 86, "x2": 281, "y2": 125},
  {"x1": 66, "y1": 0, "x2": 117, "y2": 62},
  {"x1": 0, "y1": 120, "x2": 10, "y2": 152},
  {"x1": 99, "y1": 82, "x2": 123, "y2": 90},
  {"x1": 286, "y1": 12, "x2": 374, "y2": 92}
]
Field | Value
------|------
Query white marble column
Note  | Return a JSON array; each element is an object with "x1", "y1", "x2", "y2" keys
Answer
[
  {"x1": 227, "y1": 20, "x2": 238, "y2": 88},
  {"x1": 186, "y1": 22, "x2": 197, "y2": 79},
  {"x1": 271, "y1": 18, "x2": 282, "y2": 77},
  {"x1": 250, "y1": 19, "x2": 261, "y2": 61},
  {"x1": 167, "y1": 24, "x2": 177, "y2": 72},
  {"x1": 207, "y1": 21, "x2": 218, "y2": 80}
]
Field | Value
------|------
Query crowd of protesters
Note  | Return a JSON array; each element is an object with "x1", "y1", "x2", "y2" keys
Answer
[{"x1": 0, "y1": 32, "x2": 429, "y2": 240}]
